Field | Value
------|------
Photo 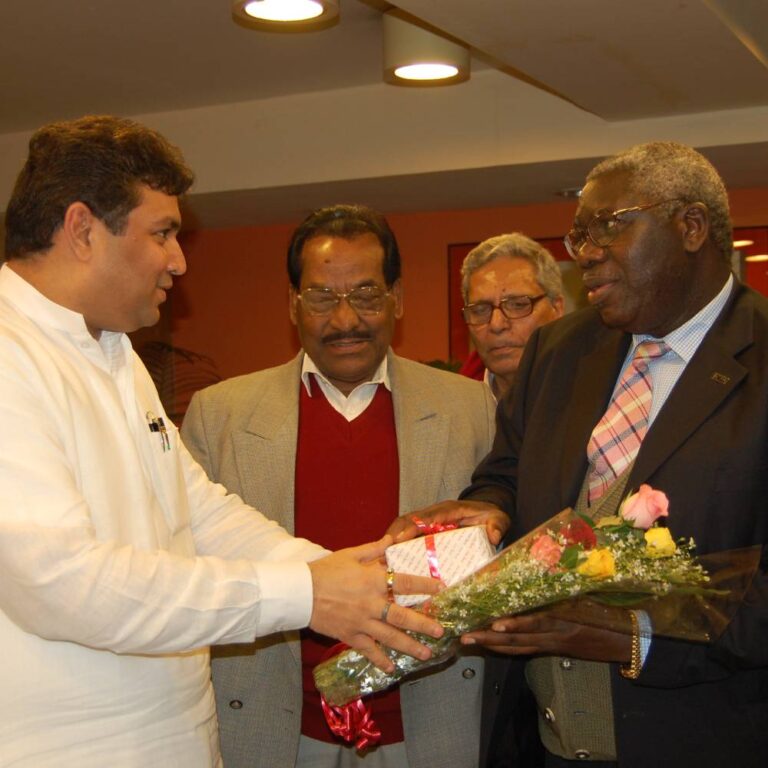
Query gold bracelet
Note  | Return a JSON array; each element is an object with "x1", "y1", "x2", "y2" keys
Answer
[{"x1": 620, "y1": 610, "x2": 642, "y2": 680}]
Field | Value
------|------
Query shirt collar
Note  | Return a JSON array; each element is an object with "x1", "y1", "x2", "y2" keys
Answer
[
  {"x1": 483, "y1": 367, "x2": 499, "y2": 403},
  {"x1": 632, "y1": 273, "x2": 734, "y2": 363},
  {"x1": 300, "y1": 352, "x2": 391, "y2": 397},
  {"x1": 0, "y1": 263, "x2": 93, "y2": 339},
  {"x1": 0, "y1": 263, "x2": 130, "y2": 368}
]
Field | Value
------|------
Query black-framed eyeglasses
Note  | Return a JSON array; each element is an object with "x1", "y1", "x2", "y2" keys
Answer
[
  {"x1": 462, "y1": 294, "x2": 548, "y2": 326},
  {"x1": 297, "y1": 285, "x2": 391, "y2": 316},
  {"x1": 564, "y1": 198, "x2": 682, "y2": 259}
]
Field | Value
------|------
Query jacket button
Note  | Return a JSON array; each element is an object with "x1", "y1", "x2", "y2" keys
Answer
[
  {"x1": 229, "y1": 700, "x2": 243, "y2": 710},
  {"x1": 575, "y1": 749, "x2": 590, "y2": 760},
  {"x1": 560, "y1": 658, "x2": 573, "y2": 670},
  {"x1": 544, "y1": 708, "x2": 556, "y2": 723},
  {"x1": 462, "y1": 668, "x2": 476, "y2": 679},
  {"x1": 493, "y1": 682, "x2": 501, "y2": 694}
]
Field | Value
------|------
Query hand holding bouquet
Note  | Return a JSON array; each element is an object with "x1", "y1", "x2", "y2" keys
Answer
[{"x1": 315, "y1": 486, "x2": 758, "y2": 712}]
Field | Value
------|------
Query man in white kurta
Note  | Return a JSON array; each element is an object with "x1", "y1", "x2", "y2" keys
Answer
[
  {"x1": 0, "y1": 115, "x2": 442, "y2": 767},
  {"x1": 0, "y1": 264, "x2": 327, "y2": 765}
]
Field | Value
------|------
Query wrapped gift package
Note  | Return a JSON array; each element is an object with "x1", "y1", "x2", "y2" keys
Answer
[{"x1": 385, "y1": 526, "x2": 496, "y2": 607}]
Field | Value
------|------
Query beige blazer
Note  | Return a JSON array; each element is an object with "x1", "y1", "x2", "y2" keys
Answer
[{"x1": 182, "y1": 350, "x2": 497, "y2": 768}]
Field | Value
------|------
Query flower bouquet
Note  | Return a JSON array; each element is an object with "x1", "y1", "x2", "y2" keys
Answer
[{"x1": 314, "y1": 486, "x2": 759, "y2": 712}]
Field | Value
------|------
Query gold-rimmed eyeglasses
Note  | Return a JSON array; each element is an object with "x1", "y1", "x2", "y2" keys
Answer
[
  {"x1": 564, "y1": 198, "x2": 682, "y2": 259},
  {"x1": 297, "y1": 285, "x2": 391, "y2": 316}
]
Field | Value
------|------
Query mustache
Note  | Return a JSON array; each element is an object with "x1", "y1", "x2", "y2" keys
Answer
[{"x1": 322, "y1": 331, "x2": 372, "y2": 345}]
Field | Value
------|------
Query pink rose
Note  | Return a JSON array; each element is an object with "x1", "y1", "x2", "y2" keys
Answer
[
  {"x1": 620, "y1": 484, "x2": 669, "y2": 529},
  {"x1": 530, "y1": 534, "x2": 563, "y2": 568}
]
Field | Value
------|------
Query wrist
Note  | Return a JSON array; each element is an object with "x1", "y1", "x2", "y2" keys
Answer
[{"x1": 620, "y1": 610, "x2": 642, "y2": 679}]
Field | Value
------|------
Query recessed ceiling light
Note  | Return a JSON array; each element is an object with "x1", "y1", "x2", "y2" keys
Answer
[
  {"x1": 394, "y1": 63, "x2": 460, "y2": 81},
  {"x1": 733, "y1": 239, "x2": 754, "y2": 248},
  {"x1": 232, "y1": 0, "x2": 338, "y2": 30},
  {"x1": 745, "y1": 254, "x2": 768, "y2": 262},
  {"x1": 383, "y1": 11, "x2": 469, "y2": 86},
  {"x1": 243, "y1": 0, "x2": 321, "y2": 21},
  {"x1": 557, "y1": 187, "x2": 583, "y2": 199}
]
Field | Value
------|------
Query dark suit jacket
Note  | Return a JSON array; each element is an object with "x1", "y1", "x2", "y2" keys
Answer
[{"x1": 464, "y1": 281, "x2": 768, "y2": 768}]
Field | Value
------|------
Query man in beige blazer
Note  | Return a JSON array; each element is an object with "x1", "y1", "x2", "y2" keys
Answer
[{"x1": 182, "y1": 204, "x2": 498, "y2": 768}]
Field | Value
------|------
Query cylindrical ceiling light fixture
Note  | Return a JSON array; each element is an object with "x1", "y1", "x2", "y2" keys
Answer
[
  {"x1": 383, "y1": 11, "x2": 470, "y2": 86},
  {"x1": 232, "y1": 0, "x2": 339, "y2": 31}
]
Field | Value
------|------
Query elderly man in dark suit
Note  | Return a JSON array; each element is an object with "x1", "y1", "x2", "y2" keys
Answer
[{"x1": 410, "y1": 141, "x2": 768, "y2": 768}]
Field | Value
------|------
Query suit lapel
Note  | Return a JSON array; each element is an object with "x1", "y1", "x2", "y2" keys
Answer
[
  {"x1": 559, "y1": 331, "x2": 630, "y2": 505},
  {"x1": 631, "y1": 291, "x2": 752, "y2": 486},
  {"x1": 390, "y1": 353, "x2": 450, "y2": 514},
  {"x1": 232, "y1": 355, "x2": 301, "y2": 533}
]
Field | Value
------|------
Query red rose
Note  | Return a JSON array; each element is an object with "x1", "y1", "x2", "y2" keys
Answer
[{"x1": 563, "y1": 517, "x2": 597, "y2": 550}]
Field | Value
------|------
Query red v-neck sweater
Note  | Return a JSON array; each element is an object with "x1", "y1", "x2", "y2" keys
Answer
[{"x1": 295, "y1": 376, "x2": 403, "y2": 744}]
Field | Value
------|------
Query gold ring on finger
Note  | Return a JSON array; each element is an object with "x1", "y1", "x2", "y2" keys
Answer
[{"x1": 385, "y1": 567, "x2": 396, "y2": 602}]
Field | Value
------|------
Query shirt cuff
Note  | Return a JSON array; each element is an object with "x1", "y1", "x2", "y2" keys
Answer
[
  {"x1": 253, "y1": 560, "x2": 314, "y2": 635},
  {"x1": 635, "y1": 609, "x2": 653, "y2": 667}
]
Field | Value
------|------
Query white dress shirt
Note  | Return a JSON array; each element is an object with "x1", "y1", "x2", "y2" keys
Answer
[
  {"x1": 301, "y1": 353, "x2": 391, "y2": 421},
  {"x1": 613, "y1": 273, "x2": 733, "y2": 665},
  {"x1": 619, "y1": 273, "x2": 734, "y2": 425},
  {"x1": 0, "y1": 265, "x2": 325, "y2": 767}
]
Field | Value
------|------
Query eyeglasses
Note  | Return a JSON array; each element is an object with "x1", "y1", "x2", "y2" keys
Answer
[
  {"x1": 297, "y1": 285, "x2": 391, "y2": 316},
  {"x1": 564, "y1": 198, "x2": 682, "y2": 259},
  {"x1": 462, "y1": 294, "x2": 547, "y2": 326}
]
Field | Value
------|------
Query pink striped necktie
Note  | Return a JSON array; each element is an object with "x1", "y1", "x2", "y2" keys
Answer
[{"x1": 586, "y1": 340, "x2": 669, "y2": 502}]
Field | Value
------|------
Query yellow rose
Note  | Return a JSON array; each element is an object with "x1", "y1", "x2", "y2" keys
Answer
[
  {"x1": 644, "y1": 527, "x2": 677, "y2": 557},
  {"x1": 576, "y1": 548, "x2": 616, "y2": 579},
  {"x1": 595, "y1": 515, "x2": 623, "y2": 528}
]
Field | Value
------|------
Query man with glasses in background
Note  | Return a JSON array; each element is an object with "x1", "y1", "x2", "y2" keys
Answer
[
  {"x1": 460, "y1": 233, "x2": 564, "y2": 401},
  {"x1": 408, "y1": 142, "x2": 768, "y2": 767},
  {"x1": 182, "y1": 204, "x2": 502, "y2": 768}
]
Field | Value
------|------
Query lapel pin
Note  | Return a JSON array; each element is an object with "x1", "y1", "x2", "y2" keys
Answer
[{"x1": 710, "y1": 372, "x2": 730, "y2": 385}]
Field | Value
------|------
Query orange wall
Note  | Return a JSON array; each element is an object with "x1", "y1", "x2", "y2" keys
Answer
[
  {"x1": 170, "y1": 190, "x2": 768, "y2": 381},
  {"x1": 172, "y1": 224, "x2": 300, "y2": 379}
]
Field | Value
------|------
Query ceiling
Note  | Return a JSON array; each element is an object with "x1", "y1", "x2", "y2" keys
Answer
[{"x1": 1, "y1": 0, "x2": 767, "y2": 228}]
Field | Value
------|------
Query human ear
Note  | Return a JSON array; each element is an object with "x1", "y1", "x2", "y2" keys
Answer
[
  {"x1": 679, "y1": 202, "x2": 709, "y2": 253},
  {"x1": 390, "y1": 279, "x2": 404, "y2": 319},
  {"x1": 60, "y1": 202, "x2": 96, "y2": 260},
  {"x1": 288, "y1": 285, "x2": 299, "y2": 326}
]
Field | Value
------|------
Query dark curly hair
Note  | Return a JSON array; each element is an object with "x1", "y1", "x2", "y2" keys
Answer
[{"x1": 4, "y1": 115, "x2": 194, "y2": 259}]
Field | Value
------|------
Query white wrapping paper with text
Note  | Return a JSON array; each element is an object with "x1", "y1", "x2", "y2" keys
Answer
[{"x1": 385, "y1": 526, "x2": 496, "y2": 607}]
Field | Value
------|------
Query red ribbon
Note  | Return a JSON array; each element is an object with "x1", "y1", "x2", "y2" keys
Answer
[
  {"x1": 321, "y1": 695, "x2": 382, "y2": 751},
  {"x1": 411, "y1": 516, "x2": 458, "y2": 581},
  {"x1": 319, "y1": 643, "x2": 382, "y2": 751}
]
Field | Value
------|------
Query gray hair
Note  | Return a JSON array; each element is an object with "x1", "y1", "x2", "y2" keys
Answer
[
  {"x1": 461, "y1": 232, "x2": 563, "y2": 304},
  {"x1": 586, "y1": 141, "x2": 732, "y2": 259}
]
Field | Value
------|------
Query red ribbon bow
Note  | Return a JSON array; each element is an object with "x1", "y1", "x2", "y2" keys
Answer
[
  {"x1": 321, "y1": 695, "x2": 382, "y2": 751},
  {"x1": 319, "y1": 643, "x2": 382, "y2": 751},
  {"x1": 411, "y1": 516, "x2": 458, "y2": 581}
]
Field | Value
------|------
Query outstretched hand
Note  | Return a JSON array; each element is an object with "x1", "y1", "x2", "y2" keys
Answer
[
  {"x1": 308, "y1": 535, "x2": 444, "y2": 672},
  {"x1": 461, "y1": 610, "x2": 633, "y2": 663},
  {"x1": 385, "y1": 500, "x2": 510, "y2": 546}
]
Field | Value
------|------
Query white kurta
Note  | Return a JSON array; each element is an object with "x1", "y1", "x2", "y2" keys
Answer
[{"x1": 0, "y1": 266, "x2": 325, "y2": 766}]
